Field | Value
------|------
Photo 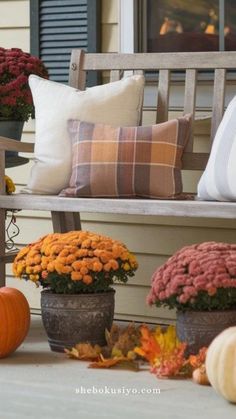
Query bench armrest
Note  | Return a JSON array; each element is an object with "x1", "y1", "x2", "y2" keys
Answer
[{"x1": 0, "y1": 136, "x2": 34, "y2": 153}]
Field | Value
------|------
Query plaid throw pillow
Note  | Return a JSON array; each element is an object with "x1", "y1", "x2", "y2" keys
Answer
[{"x1": 60, "y1": 115, "x2": 191, "y2": 199}]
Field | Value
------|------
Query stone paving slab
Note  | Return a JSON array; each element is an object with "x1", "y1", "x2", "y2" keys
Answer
[{"x1": 0, "y1": 316, "x2": 235, "y2": 419}]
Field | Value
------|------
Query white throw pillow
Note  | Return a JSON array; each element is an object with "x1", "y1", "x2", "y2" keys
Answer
[
  {"x1": 25, "y1": 74, "x2": 145, "y2": 194},
  {"x1": 198, "y1": 95, "x2": 236, "y2": 201}
]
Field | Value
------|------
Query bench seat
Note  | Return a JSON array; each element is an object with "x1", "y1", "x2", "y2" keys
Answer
[{"x1": 0, "y1": 194, "x2": 236, "y2": 219}]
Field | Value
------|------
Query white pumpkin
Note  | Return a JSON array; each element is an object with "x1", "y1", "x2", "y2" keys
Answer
[{"x1": 206, "y1": 326, "x2": 236, "y2": 403}]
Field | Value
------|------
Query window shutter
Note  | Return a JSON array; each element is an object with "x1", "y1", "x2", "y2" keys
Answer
[{"x1": 30, "y1": 0, "x2": 101, "y2": 86}]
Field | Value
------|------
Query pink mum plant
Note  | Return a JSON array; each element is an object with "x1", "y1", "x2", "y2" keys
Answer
[
  {"x1": 0, "y1": 47, "x2": 48, "y2": 121},
  {"x1": 147, "y1": 242, "x2": 236, "y2": 311}
]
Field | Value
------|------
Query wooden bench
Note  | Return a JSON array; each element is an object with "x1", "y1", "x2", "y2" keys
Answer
[{"x1": 0, "y1": 49, "x2": 236, "y2": 287}]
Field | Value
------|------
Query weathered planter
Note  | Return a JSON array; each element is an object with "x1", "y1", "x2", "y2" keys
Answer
[
  {"x1": 0, "y1": 119, "x2": 28, "y2": 168},
  {"x1": 176, "y1": 309, "x2": 236, "y2": 355},
  {"x1": 41, "y1": 289, "x2": 115, "y2": 352}
]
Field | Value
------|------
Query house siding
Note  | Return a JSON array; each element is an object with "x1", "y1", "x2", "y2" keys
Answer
[
  {"x1": 2, "y1": 0, "x2": 235, "y2": 324},
  {"x1": 101, "y1": 0, "x2": 118, "y2": 52},
  {"x1": 0, "y1": 0, "x2": 29, "y2": 50}
]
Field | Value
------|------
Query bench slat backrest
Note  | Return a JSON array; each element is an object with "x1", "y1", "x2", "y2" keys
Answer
[
  {"x1": 156, "y1": 69, "x2": 170, "y2": 124},
  {"x1": 69, "y1": 50, "x2": 236, "y2": 172},
  {"x1": 211, "y1": 68, "x2": 226, "y2": 144},
  {"x1": 183, "y1": 69, "x2": 197, "y2": 152}
]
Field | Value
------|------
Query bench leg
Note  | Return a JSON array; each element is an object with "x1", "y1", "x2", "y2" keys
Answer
[
  {"x1": 0, "y1": 209, "x2": 6, "y2": 287},
  {"x1": 51, "y1": 211, "x2": 82, "y2": 233}
]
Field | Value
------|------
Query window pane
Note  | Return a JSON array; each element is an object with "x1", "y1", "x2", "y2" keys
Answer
[
  {"x1": 147, "y1": 0, "x2": 224, "y2": 52},
  {"x1": 225, "y1": 0, "x2": 236, "y2": 50}
]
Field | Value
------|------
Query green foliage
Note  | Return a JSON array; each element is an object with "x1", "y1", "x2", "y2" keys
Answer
[
  {"x1": 155, "y1": 288, "x2": 236, "y2": 312},
  {"x1": 39, "y1": 270, "x2": 133, "y2": 294}
]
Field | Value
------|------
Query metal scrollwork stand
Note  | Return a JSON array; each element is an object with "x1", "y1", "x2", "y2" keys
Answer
[{"x1": 5, "y1": 210, "x2": 20, "y2": 252}]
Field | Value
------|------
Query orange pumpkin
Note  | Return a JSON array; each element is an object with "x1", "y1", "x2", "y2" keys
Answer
[{"x1": 0, "y1": 287, "x2": 30, "y2": 358}]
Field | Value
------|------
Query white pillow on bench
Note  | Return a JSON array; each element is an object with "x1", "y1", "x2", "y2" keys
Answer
[
  {"x1": 198, "y1": 96, "x2": 236, "y2": 201},
  {"x1": 24, "y1": 74, "x2": 145, "y2": 194}
]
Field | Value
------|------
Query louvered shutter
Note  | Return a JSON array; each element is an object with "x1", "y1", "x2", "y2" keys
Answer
[{"x1": 30, "y1": 0, "x2": 101, "y2": 85}]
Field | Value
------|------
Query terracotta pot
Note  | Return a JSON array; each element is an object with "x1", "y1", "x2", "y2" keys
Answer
[
  {"x1": 41, "y1": 289, "x2": 115, "y2": 352},
  {"x1": 176, "y1": 309, "x2": 236, "y2": 355}
]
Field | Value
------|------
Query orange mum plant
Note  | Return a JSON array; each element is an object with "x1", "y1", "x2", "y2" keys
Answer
[{"x1": 13, "y1": 231, "x2": 138, "y2": 294}]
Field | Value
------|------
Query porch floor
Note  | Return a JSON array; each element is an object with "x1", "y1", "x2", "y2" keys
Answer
[{"x1": 0, "y1": 315, "x2": 235, "y2": 419}]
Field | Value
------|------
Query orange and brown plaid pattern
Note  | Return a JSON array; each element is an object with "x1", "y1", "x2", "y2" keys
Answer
[{"x1": 61, "y1": 115, "x2": 191, "y2": 199}]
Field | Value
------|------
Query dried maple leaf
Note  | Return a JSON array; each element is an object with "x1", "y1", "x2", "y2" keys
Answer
[
  {"x1": 188, "y1": 347, "x2": 207, "y2": 369},
  {"x1": 65, "y1": 343, "x2": 101, "y2": 360},
  {"x1": 105, "y1": 323, "x2": 141, "y2": 358},
  {"x1": 112, "y1": 323, "x2": 141, "y2": 357},
  {"x1": 134, "y1": 325, "x2": 161, "y2": 364},
  {"x1": 105, "y1": 323, "x2": 120, "y2": 349},
  {"x1": 89, "y1": 354, "x2": 139, "y2": 371},
  {"x1": 134, "y1": 325, "x2": 188, "y2": 378},
  {"x1": 64, "y1": 322, "x2": 141, "y2": 362}
]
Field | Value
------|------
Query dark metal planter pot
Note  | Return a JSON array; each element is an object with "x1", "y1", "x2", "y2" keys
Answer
[
  {"x1": 176, "y1": 309, "x2": 236, "y2": 355},
  {"x1": 0, "y1": 119, "x2": 28, "y2": 168},
  {"x1": 41, "y1": 289, "x2": 115, "y2": 352}
]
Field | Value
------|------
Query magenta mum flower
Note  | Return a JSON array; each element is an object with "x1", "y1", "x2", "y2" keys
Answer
[
  {"x1": 147, "y1": 242, "x2": 236, "y2": 311},
  {"x1": 0, "y1": 47, "x2": 48, "y2": 121}
]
